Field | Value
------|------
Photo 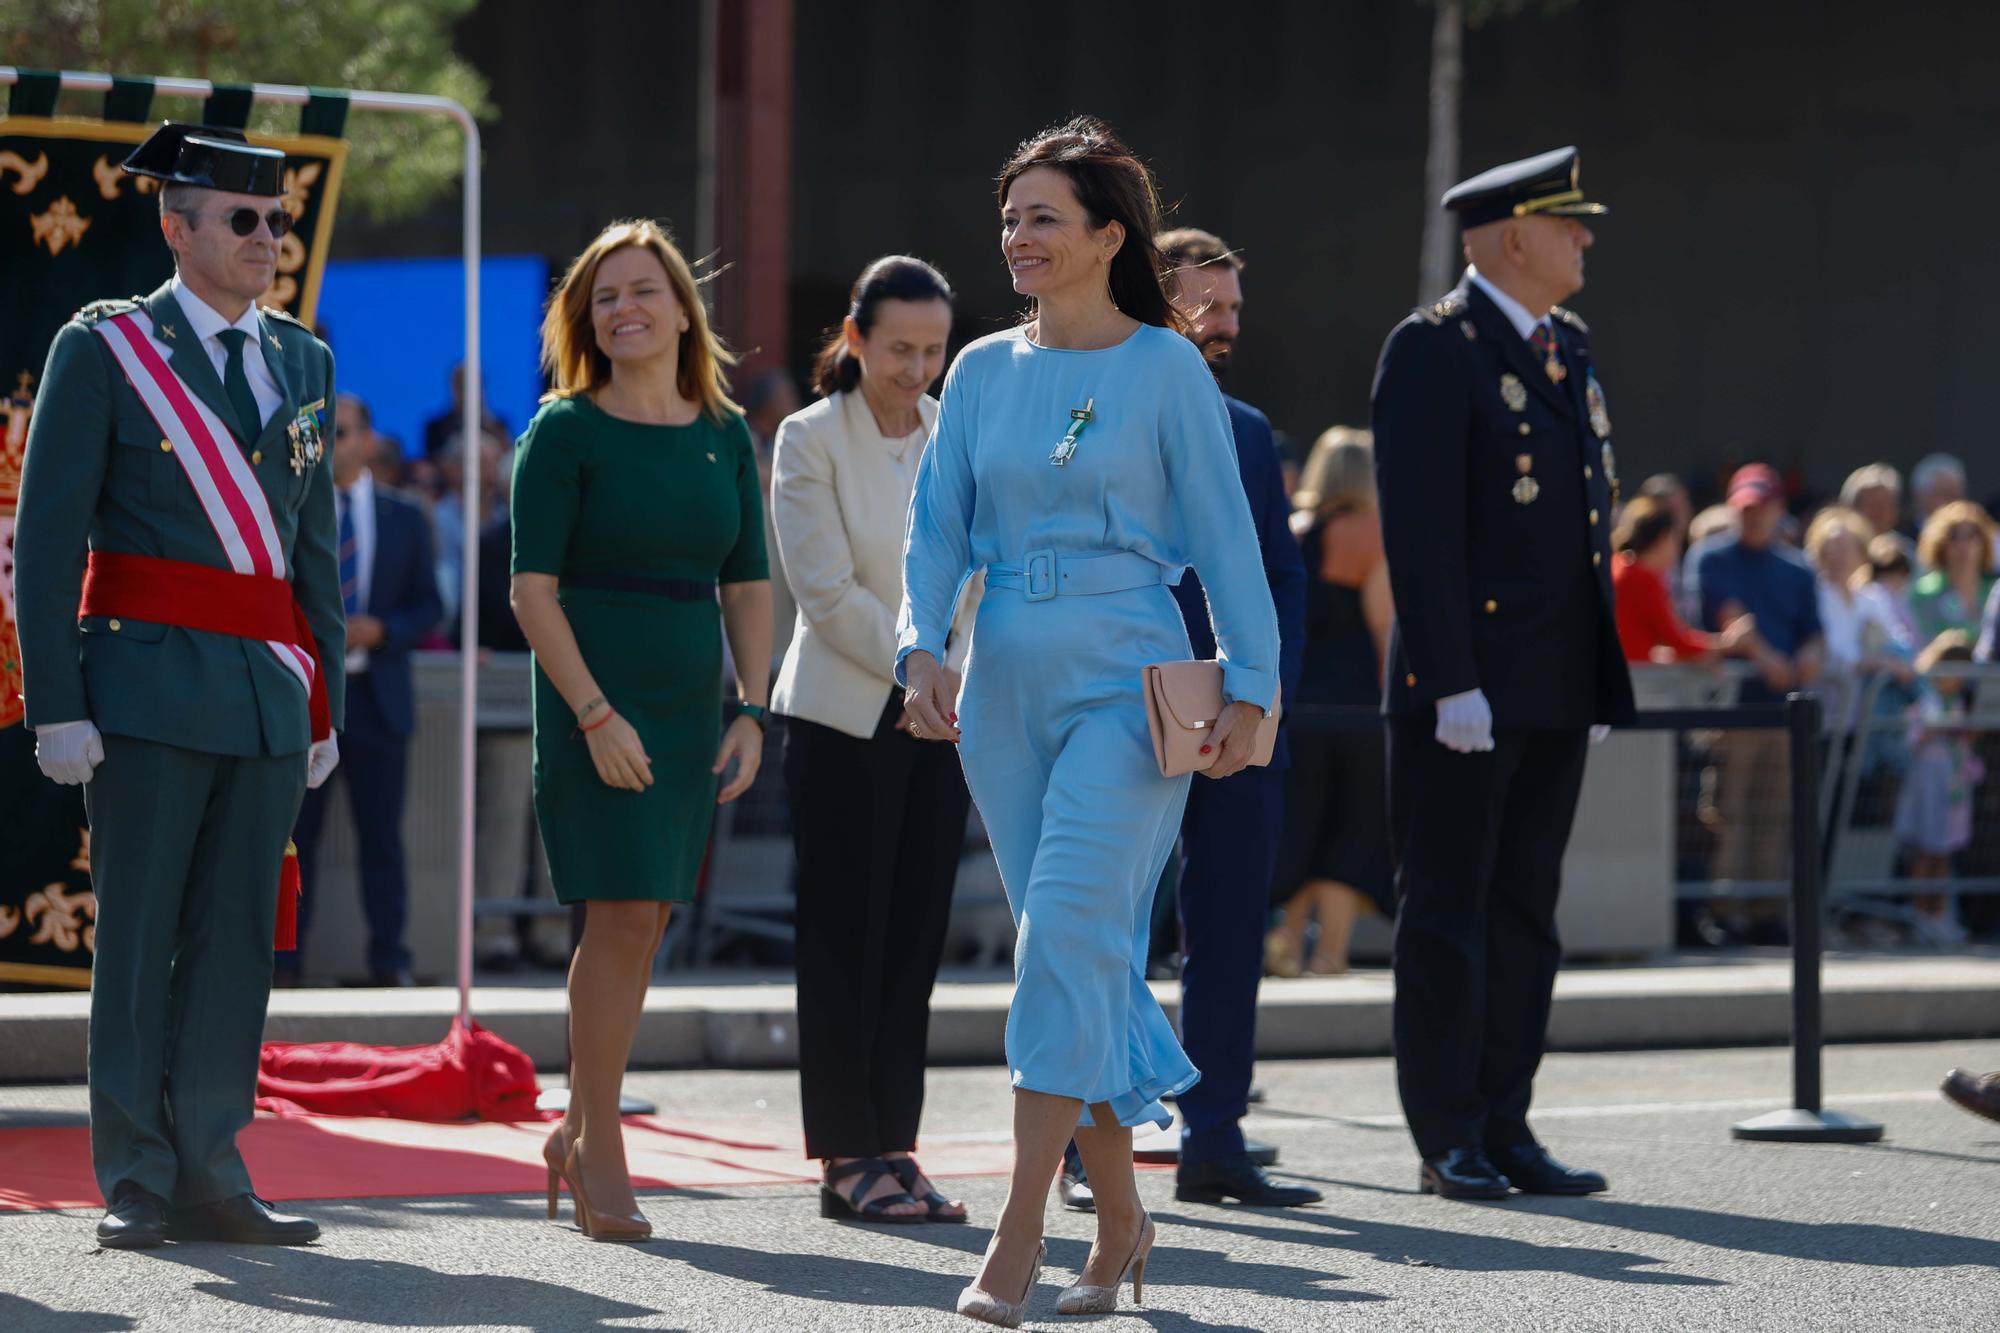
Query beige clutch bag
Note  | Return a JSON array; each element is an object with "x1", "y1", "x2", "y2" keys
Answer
[{"x1": 1143, "y1": 661, "x2": 1281, "y2": 778}]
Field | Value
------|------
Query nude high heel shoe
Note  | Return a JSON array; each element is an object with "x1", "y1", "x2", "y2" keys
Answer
[
  {"x1": 955, "y1": 1239, "x2": 1045, "y2": 1328},
  {"x1": 542, "y1": 1124, "x2": 573, "y2": 1224},
  {"x1": 565, "y1": 1137, "x2": 652, "y2": 1243},
  {"x1": 1056, "y1": 1212, "x2": 1155, "y2": 1315}
]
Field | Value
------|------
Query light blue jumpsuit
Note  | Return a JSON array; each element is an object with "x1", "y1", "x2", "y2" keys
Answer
[{"x1": 897, "y1": 324, "x2": 1280, "y2": 1129}]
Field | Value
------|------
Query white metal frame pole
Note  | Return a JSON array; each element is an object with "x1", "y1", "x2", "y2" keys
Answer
[{"x1": 0, "y1": 69, "x2": 484, "y2": 1023}]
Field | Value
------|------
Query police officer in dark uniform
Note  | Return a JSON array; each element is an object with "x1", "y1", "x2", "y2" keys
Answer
[{"x1": 1371, "y1": 147, "x2": 1635, "y2": 1200}]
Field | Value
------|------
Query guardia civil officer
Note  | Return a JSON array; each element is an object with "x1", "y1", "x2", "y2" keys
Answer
[
  {"x1": 14, "y1": 124, "x2": 344, "y2": 1247},
  {"x1": 1371, "y1": 147, "x2": 1635, "y2": 1201}
]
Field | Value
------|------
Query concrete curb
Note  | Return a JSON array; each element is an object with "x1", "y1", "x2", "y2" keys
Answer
[{"x1": 4, "y1": 956, "x2": 1997, "y2": 1081}]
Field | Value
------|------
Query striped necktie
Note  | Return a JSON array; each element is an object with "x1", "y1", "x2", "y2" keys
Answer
[
  {"x1": 338, "y1": 495, "x2": 360, "y2": 617},
  {"x1": 1528, "y1": 319, "x2": 1567, "y2": 384}
]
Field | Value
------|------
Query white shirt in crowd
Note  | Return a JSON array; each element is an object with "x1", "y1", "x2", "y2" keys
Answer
[
  {"x1": 171, "y1": 275, "x2": 284, "y2": 428},
  {"x1": 1816, "y1": 576, "x2": 1913, "y2": 726}
]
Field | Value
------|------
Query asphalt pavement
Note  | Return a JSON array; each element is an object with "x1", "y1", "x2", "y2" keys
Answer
[{"x1": 3, "y1": 1040, "x2": 1996, "y2": 1331}]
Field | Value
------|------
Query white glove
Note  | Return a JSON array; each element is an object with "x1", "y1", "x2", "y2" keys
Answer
[
  {"x1": 1589, "y1": 724, "x2": 1612, "y2": 745},
  {"x1": 306, "y1": 734, "x2": 341, "y2": 789},
  {"x1": 1434, "y1": 688, "x2": 1495, "y2": 754},
  {"x1": 34, "y1": 719, "x2": 104, "y2": 785}
]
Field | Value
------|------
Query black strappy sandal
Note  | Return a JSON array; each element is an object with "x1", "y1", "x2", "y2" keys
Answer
[
  {"x1": 818, "y1": 1157, "x2": 925, "y2": 1223},
  {"x1": 888, "y1": 1155, "x2": 968, "y2": 1223}
]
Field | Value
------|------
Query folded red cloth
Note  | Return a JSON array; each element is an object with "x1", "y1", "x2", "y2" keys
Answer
[{"x1": 256, "y1": 1018, "x2": 543, "y2": 1122}]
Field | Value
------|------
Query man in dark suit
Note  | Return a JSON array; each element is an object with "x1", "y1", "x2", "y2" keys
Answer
[
  {"x1": 1372, "y1": 148, "x2": 1635, "y2": 1200},
  {"x1": 279, "y1": 392, "x2": 440, "y2": 986},
  {"x1": 1060, "y1": 228, "x2": 1314, "y2": 1211}
]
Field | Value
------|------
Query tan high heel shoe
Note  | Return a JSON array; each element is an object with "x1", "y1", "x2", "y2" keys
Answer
[
  {"x1": 565, "y1": 1137, "x2": 652, "y2": 1243},
  {"x1": 543, "y1": 1123, "x2": 574, "y2": 1224},
  {"x1": 955, "y1": 1239, "x2": 1045, "y2": 1328},
  {"x1": 1056, "y1": 1212, "x2": 1155, "y2": 1315}
]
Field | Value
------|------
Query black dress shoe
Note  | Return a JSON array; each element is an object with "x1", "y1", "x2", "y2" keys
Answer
[
  {"x1": 97, "y1": 1185, "x2": 168, "y2": 1249},
  {"x1": 1489, "y1": 1142, "x2": 1608, "y2": 1195},
  {"x1": 167, "y1": 1194, "x2": 320, "y2": 1245},
  {"x1": 1418, "y1": 1148, "x2": 1512, "y2": 1200},
  {"x1": 1176, "y1": 1154, "x2": 1322, "y2": 1207},
  {"x1": 1058, "y1": 1141, "x2": 1094, "y2": 1212},
  {"x1": 1942, "y1": 1068, "x2": 2000, "y2": 1125}
]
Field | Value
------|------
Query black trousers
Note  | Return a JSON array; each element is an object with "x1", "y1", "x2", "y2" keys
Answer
[
  {"x1": 788, "y1": 693, "x2": 971, "y2": 1160},
  {"x1": 284, "y1": 672, "x2": 412, "y2": 976},
  {"x1": 1387, "y1": 719, "x2": 1589, "y2": 1158}
]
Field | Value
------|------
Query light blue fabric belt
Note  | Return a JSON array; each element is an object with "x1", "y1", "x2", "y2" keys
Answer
[{"x1": 984, "y1": 549, "x2": 1169, "y2": 603}]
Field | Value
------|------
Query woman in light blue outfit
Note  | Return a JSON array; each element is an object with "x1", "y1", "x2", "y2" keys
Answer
[{"x1": 898, "y1": 117, "x2": 1280, "y2": 1326}]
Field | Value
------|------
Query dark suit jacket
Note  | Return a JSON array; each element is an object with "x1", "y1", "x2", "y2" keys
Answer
[
  {"x1": 353, "y1": 486, "x2": 442, "y2": 737},
  {"x1": 1371, "y1": 281, "x2": 1635, "y2": 729},
  {"x1": 1172, "y1": 395, "x2": 1309, "y2": 766}
]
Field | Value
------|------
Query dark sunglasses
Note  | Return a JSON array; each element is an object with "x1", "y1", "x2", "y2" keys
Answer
[{"x1": 190, "y1": 206, "x2": 295, "y2": 238}]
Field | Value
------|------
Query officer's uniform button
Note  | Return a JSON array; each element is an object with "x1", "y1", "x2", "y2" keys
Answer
[
  {"x1": 108, "y1": 619, "x2": 122, "y2": 632},
  {"x1": 1593, "y1": 552, "x2": 1603, "y2": 567},
  {"x1": 1517, "y1": 422, "x2": 1531, "y2": 436},
  {"x1": 1584, "y1": 465, "x2": 1594, "y2": 478},
  {"x1": 1590, "y1": 509, "x2": 1600, "y2": 525},
  {"x1": 1405, "y1": 673, "x2": 1417, "y2": 687},
  {"x1": 1485, "y1": 599, "x2": 1498, "y2": 613},
  {"x1": 159, "y1": 439, "x2": 172, "y2": 452},
  {"x1": 251, "y1": 450, "x2": 263, "y2": 464}
]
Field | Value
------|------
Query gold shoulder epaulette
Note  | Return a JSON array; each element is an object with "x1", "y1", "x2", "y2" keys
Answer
[
  {"x1": 1552, "y1": 305, "x2": 1590, "y2": 334},
  {"x1": 73, "y1": 296, "x2": 142, "y2": 324}
]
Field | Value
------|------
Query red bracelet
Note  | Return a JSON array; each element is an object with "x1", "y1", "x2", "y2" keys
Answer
[{"x1": 578, "y1": 708, "x2": 616, "y2": 735}]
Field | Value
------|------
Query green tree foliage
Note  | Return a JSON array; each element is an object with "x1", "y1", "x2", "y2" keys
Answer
[{"x1": 2, "y1": 0, "x2": 492, "y2": 221}]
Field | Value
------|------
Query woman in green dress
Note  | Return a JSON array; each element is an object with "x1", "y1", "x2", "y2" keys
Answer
[{"x1": 511, "y1": 220, "x2": 773, "y2": 1241}]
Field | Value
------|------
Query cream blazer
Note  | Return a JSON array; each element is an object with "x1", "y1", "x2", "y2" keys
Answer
[{"x1": 770, "y1": 390, "x2": 981, "y2": 738}]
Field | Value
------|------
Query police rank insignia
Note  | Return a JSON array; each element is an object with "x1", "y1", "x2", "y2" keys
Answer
[
  {"x1": 1584, "y1": 370, "x2": 1616, "y2": 438},
  {"x1": 286, "y1": 405, "x2": 325, "y2": 476},
  {"x1": 1499, "y1": 373, "x2": 1528, "y2": 412},
  {"x1": 1512, "y1": 453, "x2": 1540, "y2": 505}
]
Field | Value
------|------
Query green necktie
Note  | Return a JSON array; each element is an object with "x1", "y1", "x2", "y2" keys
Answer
[{"x1": 217, "y1": 327, "x2": 264, "y2": 442}]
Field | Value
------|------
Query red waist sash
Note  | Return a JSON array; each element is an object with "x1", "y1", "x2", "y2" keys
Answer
[{"x1": 79, "y1": 550, "x2": 332, "y2": 743}]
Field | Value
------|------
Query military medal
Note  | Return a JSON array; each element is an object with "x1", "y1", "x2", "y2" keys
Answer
[
  {"x1": 1586, "y1": 372, "x2": 1612, "y2": 440},
  {"x1": 287, "y1": 406, "x2": 325, "y2": 475},
  {"x1": 1050, "y1": 396, "x2": 1094, "y2": 466},
  {"x1": 1460, "y1": 320, "x2": 1478, "y2": 341},
  {"x1": 1512, "y1": 453, "x2": 1540, "y2": 505},
  {"x1": 1499, "y1": 373, "x2": 1527, "y2": 413},
  {"x1": 1601, "y1": 440, "x2": 1620, "y2": 509}
]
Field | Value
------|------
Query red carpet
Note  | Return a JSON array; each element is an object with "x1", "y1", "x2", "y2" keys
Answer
[{"x1": 0, "y1": 1115, "x2": 1025, "y2": 1212}]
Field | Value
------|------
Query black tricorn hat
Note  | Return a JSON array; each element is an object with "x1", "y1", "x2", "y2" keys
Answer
[
  {"x1": 1442, "y1": 146, "x2": 1607, "y2": 230},
  {"x1": 122, "y1": 122, "x2": 284, "y2": 197}
]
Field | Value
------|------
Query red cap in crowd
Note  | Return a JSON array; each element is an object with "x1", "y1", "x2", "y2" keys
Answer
[{"x1": 1727, "y1": 464, "x2": 1783, "y2": 509}]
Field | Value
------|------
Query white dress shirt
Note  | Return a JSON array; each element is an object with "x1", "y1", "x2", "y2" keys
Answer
[
  {"x1": 338, "y1": 469, "x2": 377, "y2": 674},
  {"x1": 1466, "y1": 265, "x2": 1548, "y2": 343},
  {"x1": 170, "y1": 276, "x2": 284, "y2": 430},
  {"x1": 770, "y1": 390, "x2": 981, "y2": 739}
]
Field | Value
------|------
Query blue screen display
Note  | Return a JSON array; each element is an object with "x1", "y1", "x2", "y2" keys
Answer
[{"x1": 312, "y1": 254, "x2": 548, "y2": 466}]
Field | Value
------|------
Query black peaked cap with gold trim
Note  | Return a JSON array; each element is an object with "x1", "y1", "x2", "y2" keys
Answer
[
  {"x1": 1442, "y1": 146, "x2": 1607, "y2": 229},
  {"x1": 122, "y1": 122, "x2": 284, "y2": 197}
]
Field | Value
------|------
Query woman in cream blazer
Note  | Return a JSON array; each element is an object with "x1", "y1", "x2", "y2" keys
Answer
[{"x1": 771, "y1": 256, "x2": 980, "y2": 1226}]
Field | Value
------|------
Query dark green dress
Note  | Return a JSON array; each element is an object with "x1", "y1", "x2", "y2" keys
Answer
[{"x1": 511, "y1": 395, "x2": 767, "y2": 903}]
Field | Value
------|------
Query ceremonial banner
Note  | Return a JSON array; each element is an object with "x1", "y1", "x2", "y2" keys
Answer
[{"x1": 0, "y1": 114, "x2": 346, "y2": 988}]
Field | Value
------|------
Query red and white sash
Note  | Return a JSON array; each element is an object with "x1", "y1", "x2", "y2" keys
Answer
[{"x1": 92, "y1": 310, "x2": 315, "y2": 697}]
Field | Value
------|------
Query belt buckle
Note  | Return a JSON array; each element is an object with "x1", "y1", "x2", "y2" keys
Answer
[{"x1": 1023, "y1": 548, "x2": 1057, "y2": 602}]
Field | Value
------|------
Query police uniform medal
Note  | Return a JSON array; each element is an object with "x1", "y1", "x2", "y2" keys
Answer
[
  {"x1": 1513, "y1": 453, "x2": 1540, "y2": 505},
  {"x1": 1499, "y1": 373, "x2": 1528, "y2": 413},
  {"x1": 1586, "y1": 372, "x2": 1612, "y2": 439}
]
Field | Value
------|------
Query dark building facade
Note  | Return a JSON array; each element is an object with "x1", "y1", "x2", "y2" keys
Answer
[{"x1": 352, "y1": 0, "x2": 2000, "y2": 500}]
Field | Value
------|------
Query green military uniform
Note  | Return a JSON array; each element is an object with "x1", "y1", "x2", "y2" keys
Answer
[{"x1": 15, "y1": 273, "x2": 344, "y2": 1206}]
